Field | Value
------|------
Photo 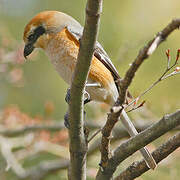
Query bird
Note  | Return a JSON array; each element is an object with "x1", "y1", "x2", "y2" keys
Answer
[{"x1": 23, "y1": 11, "x2": 156, "y2": 169}]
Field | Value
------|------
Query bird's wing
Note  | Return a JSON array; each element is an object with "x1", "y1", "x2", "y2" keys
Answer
[
  {"x1": 66, "y1": 26, "x2": 121, "y2": 81},
  {"x1": 66, "y1": 25, "x2": 133, "y2": 99}
]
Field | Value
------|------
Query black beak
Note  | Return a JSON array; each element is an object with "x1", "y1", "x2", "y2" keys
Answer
[{"x1": 24, "y1": 43, "x2": 34, "y2": 59}]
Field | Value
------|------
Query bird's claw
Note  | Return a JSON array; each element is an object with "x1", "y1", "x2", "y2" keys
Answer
[
  {"x1": 65, "y1": 88, "x2": 91, "y2": 105},
  {"x1": 65, "y1": 88, "x2": 71, "y2": 104},
  {"x1": 64, "y1": 111, "x2": 70, "y2": 129},
  {"x1": 64, "y1": 110, "x2": 86, "y2": 129}
]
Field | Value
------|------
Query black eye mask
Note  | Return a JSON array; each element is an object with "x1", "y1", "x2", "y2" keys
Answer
[
  {"x1": 24, "y1": 26, "x2": 46, "y2": 58},
  {"x1": 28, "y1": 26, "x2": 46, "y2": 44}
]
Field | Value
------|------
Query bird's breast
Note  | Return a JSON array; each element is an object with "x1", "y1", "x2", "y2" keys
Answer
[
  {"x1": 45, "y1": 29, "x2": 79, "y2": 84},
  {"x1": 44, "y1": 28, "x2": 119, "y2": 105}
]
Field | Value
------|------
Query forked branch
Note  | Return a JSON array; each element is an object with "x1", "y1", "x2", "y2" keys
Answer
[{"x1": 96, "y1": 18, "x2": 180, "y2": 179}]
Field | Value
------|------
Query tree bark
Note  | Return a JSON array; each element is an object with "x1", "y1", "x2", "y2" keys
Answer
[
  {"x1": 68, "y1": 0, "x2": 103, "y2": 179},
  {"x1": 96, "y1": 110, "x2": 180, "y2": 179}
]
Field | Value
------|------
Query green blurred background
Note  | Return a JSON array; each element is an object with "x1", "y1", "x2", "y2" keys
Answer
[{"x1": 0, "y1": 0, "x2": 180, "y2": 179}]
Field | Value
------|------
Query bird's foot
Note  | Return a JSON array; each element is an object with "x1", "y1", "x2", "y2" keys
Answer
[
  {"x1": 65, "y1": 88, "x2": 71, "y2": 105},
  {"x1": 65, "y1": 88, "x2": 91, "y2": 105},
  {"x1": 64, "y1": 110, "x2": 87, "y2": 129},
  {"x1": 64, "y1": 111, "x2": 70, "y2": 129}
]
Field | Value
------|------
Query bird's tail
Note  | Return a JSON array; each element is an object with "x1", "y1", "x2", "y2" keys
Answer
[
  {"x1": 107, "y1": 79, "x2": 156, "y2": 169},
  {"x1": 121, "y1": 110, "x2": 157, "y2": 169}
]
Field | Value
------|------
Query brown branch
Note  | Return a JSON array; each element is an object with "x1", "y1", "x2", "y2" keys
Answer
[
  {"x1": 117, "y1": 18, "x2": 180, "y2": 105},
  {"x1": 88, "y1": 122, "x2": 151, "y2": 156},
  {"x1": 96, "y1": 110, "x2": 180, "y2": 180},
  {"x1": 115, "y1": 132, "x2": 180, "y2": 180},
  {"x1": 99, "y1": 106, "x2": 123, "y2": 168},
  {"x1": 96, "y1": 18, "x2": 180, "y2": 178},
  {"x1": 68, "y1": 0, "x2": 102, "y2": 179}
]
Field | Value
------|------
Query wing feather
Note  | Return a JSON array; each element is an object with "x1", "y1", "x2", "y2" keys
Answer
[
  {"x1": 66, "y1": 26, "x2": 121, "y2": 84},
  {"x1": 66, "y1": 25, "x2": 133, "y2": 99}
]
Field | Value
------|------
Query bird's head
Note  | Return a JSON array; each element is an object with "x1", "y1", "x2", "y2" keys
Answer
[{"x1": 23, "y1": 11, "x2": 80, "y2": 59}]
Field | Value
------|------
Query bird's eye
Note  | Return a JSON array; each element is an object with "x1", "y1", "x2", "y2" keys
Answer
[{"x1": 28, "y1": 34, "x2": 35, "y2": 41}]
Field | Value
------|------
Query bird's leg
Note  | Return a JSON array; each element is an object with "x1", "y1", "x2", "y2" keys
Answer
[
  {"x1": 65, "y1": 88, "x2": 71, "y2": 105},
  {"x1": 65, "y1": 87, "x2": 91, "y2": 105},
  {"x1": 64, "y1": 111, "x2": 70, "y2": 129},
  {"x1": 84, "y1": 82, "x2": 101, "y2": 104},
  {"x1": 64, "y1": 88, "x2": 91, "y2": 128},
  {"x1": 64, "y1": 110, "x2": 87, "y2": 129},
  {"x1": 64, "y1": 88, "x2": 71, "y2": 128}
]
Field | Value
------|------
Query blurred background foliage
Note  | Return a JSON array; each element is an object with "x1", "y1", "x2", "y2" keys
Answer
[{"x1": 0, "y1": 0, "x2": 180, "y2": 180}]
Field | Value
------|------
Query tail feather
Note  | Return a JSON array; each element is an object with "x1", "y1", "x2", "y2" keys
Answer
[
  {"x1": 109, "y1": 82, "x2": 156, "y2": 169},
  {"x1": 121, "y1": 110, "x2": 157, "y2": 169}
]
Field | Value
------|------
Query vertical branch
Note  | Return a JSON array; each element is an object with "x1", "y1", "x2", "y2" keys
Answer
[
  {"x1": 100, "y1": 106, "x2": 123, "y2": 168},
  {"x1": 69, "y1": 0, "x2": 103, "y2": 179}
]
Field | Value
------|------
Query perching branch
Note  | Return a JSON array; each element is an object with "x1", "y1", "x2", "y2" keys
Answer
[
  {"x1": 115, "y1": 132, "x2": 180, "y2": 180},
  {"x1": 96, "y1": 110, "x2": 180, "y2": 180},
  {"x1": 68, "y1": 0, "x2": 102, "y2": 179}
]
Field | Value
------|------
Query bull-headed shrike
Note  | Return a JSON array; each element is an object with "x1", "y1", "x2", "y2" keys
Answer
[{"x1": 23, "y1": 11, "x2": 156, "y2": 169}]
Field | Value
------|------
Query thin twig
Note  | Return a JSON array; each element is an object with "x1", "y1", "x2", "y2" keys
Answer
[
  {"x1": 126, "y1": 49, "x2": 179, "y2": 108},
  {"x1": 117, "y1": 19, "x2": 180, "y2": 105},
  {"x1": 126, "y1": 100, "x2": 146, "y2": 113}
]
